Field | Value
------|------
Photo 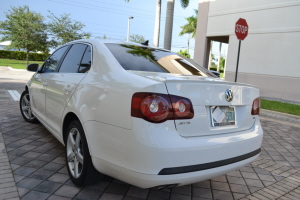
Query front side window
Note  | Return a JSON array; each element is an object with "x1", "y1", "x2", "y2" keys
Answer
[
  {"x1": 59, "y1": 44, "x2": 88, "y2": 73},
  {"x1": 105, "y1": 43, "x2": 214, "y2": 77},
  {"x1": 42, "y1": 46, "x2": 69, "y2": 73}
]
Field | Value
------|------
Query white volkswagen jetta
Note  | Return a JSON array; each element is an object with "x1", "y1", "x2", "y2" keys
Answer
[{"x1": 20, "y1": 39, "x2": 263, "y2": 189}]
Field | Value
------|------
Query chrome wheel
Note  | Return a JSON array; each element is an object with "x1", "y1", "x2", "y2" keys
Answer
[
  {"x1": 21, "y1": 93, "x2": 35, "y2": 120},
  {"x1": 67, "y1": 128, "x2": 84, "y2": 178}
]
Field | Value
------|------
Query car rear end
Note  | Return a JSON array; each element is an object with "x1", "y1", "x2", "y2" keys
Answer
[
  {"x1": 90, "y1": 42, "x2": 263, "y2": 188},
  {"x1": 120, "y1": 75, "x2": 262, "y2": 188}
]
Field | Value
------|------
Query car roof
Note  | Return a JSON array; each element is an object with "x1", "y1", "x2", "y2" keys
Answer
[{"x1": 65, "y1": 39, "x2": 171, "y2": 52}]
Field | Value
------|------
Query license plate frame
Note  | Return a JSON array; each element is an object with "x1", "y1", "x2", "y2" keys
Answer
[{"x1": 210, "y1": 106, "x2": 236, "y2": 127}]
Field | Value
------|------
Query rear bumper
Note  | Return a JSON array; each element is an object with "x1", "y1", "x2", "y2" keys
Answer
[
  {"x1": 84, "y1": 117, "x2": 263, "y2": 188},
  {"x1": 158, "y1": 148, "x2": 261, "y2": 175},
  {"x1": 92, "y1": 153, "x2": 260, "y2": 188}
]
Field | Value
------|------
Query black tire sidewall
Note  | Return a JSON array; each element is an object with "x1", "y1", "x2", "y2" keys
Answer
[{"x1": 65, "y1": 120, "x2": 92, "y2": 186}]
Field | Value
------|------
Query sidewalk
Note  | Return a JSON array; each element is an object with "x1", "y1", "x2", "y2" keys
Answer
[
  {"x1": 0, "y1": 98, "x2": 299, "y2": 200},
  {"x1": 0, "y1": 66, "x2": 33, "y2": 91}
]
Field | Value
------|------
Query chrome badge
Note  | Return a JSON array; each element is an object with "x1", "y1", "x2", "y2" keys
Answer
[{"x1": 225, "y1": 89, "x2": 233, "y2": 102}]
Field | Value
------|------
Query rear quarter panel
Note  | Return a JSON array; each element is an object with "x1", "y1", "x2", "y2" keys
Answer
[{"x1": 64, "y1": 41, "x2": 168, "y2": 130}]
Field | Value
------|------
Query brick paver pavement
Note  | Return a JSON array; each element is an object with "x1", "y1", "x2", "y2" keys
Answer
[{"x1": 0, "y1": 66, "x2": 300, "y2": 199}]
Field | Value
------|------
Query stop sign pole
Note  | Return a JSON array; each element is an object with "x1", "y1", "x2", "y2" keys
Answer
[{"x1": 234, "y1": 18, "x2": 248, "y2": 82}]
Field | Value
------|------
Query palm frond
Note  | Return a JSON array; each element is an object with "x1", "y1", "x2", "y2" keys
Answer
[
  {"x1": 178, "y1": 10, "x2": 198, "y2": 38},
  {"x1": 180, "y1": 0, "x2": 189, "y2": 8}
]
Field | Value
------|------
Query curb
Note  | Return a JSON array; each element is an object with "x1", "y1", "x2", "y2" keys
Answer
[
  {"x1": 260, "y1": 109, "x2": 300, "y2": 119},
  {"x1": 7, "y1": 67, "x2": 27, "y2": 71},
  {"x1": 260, "y1": 108, "x2": 300, "y2": 125}
]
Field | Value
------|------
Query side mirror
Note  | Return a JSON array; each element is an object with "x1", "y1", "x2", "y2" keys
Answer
[{"x1": 27, "y1": 63, "x2": 39, "y2": 72}]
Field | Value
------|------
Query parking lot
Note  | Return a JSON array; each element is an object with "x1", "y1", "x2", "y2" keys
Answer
[{"x1": 0, "y1": 66, "x2": 300, "y2": 200}]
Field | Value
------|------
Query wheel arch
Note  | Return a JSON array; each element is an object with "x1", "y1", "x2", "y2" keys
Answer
[{"x1": 62, "y1": 112, "x2": 81, "y2": 145}]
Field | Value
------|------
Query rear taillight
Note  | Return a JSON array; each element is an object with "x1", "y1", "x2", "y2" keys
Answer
[
  {"x1": 140, "y1": 95, "x2": 170, "y2": 122},
  {"x1": 131, "y1": 92, "x2": 194, "y2": 123},
  {"x1": 169, "y1": 96, "x2": 194, "y2": 119},
  {"x1": 251, "y1": 97, "x2": 260, "y2": 115}
]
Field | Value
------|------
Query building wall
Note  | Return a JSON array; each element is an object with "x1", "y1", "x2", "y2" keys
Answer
[
  {"x1": 194, "y1": 0, "x2": 300, "y2": 103},
  {"x1": 193, "y1": 1, "x2": 210, "y2": 67}
]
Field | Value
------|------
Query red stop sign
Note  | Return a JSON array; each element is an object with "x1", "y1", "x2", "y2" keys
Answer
[{"x1": 235, "y1": 18, "x2": 248, "y2": 40}]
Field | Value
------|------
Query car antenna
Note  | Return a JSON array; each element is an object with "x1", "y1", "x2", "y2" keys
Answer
[{"x1": 141, "y1": 40, "x2": 149, "y2": 46}]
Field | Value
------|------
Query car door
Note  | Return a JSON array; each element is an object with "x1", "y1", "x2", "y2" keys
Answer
[
  {"x1": 30, "y1": 45, "x2": 69, "y2": 123},
  {"x1": 45, "y1": 43, "x2": 92, "y2": 136}
]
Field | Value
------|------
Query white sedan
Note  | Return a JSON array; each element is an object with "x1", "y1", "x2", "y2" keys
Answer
[{"x1": 20, "y1": 39, "x2": 263, "y2": 189}]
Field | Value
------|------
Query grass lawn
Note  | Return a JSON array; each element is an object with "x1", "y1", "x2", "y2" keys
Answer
[
  {"x1": 261, "y1": 99, "x2": 300, "y2": 116},
  {"x1": 0, "y1": 58, "x2": 44, "y2": 69}
]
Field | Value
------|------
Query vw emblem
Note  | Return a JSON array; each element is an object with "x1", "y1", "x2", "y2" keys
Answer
[{"x1": 225, "y1": 89, "x2": 233, "y2": 102}]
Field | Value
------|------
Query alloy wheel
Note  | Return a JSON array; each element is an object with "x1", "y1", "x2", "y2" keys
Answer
[
  {"x1": 21, "y1": 93, "x2": 35, "y2": 120},
  {"x1": 67, "y1": 128, "x2": 84, "y2": 178}
]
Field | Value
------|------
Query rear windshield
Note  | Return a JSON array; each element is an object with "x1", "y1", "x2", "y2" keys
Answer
[{"x1": 105, "y1": 43, "x2": 215, "y2": 77}]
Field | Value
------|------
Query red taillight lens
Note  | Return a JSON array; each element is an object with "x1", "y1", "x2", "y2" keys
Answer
[
  {"x1": 170, "y1": 96, "x2": 194, "y2": 119},
  {"x1": 131, "y1": 93, "x2": 194, "y2": 123},
  {"x1": 251, "y1": 97, "x2": 260, "y2": 115},
  {"x1": 140, "y1": 95, "x2": 170, "y2": 122}
]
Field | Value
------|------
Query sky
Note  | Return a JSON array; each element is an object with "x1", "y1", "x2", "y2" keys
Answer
[{"x1": 0, "y1": 0, "x2": 227, "y2": 59}]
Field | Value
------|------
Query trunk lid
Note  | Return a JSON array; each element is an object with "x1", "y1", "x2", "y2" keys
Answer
[{"x1": 129, "y1": 71, "x2": 259, "y2": 137}]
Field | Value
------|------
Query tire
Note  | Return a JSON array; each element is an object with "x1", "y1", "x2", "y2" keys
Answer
[
  {"x1": 20, "y1": 90, "x2": 38, "y2": 123},
  {"x1": 65, "y1": 120, "x2": 102, "y2": 186}
]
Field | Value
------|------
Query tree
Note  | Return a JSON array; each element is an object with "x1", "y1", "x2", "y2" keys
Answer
[
  {"x1": 220, "y1": 56, "x2": 226, "y2": 68},
  {"x1": 124, "y1": 0, "x2": 189, "y2": 49},
  {"x1": 153, "y1": 0, "x2": 161, "y2": 47},
  {"x1": 129, "y1": 34, "x2": 145, "y2": 43},
  {"x1": 47, "y1": 12, "x2": 91, "y2": 48},
  {"x1": 164, "y1": 0, "x2": 190, "y2": 50},
  {"x1": 211, "y1": 53, "x2": 217, "y2": 68},
  {"x1": 95, "y1": 34, "x2": 108, "y2": 39},
  {"x1": 177, "y1": 49, "x2": 190, "y2": 58},
  {"x1": 179, "y1": 9, "x2": 198, "y2": 53},
  {"x1": 217, "y1": 42, "x2": 222, "y2": 72},
  {"x1": 0, "y1": 6, "x2": 48, "y2": 66},
  {"x1": 179, "y1": 9, "x2": 198, "y2": 38}
]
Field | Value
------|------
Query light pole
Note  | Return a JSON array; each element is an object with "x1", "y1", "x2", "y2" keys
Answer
[{"x1": 127, "y1": 16, "x2": 134, "y2": 42}]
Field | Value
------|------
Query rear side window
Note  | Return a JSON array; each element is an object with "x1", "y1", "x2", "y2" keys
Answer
[
  {"x1": 59, "y1": 44, "x2": 88, "y2": 73},
  {"x1": 42, "y1": 45, "x2": 69, "y2": 73},
  {"x1": 105, "y1": 43, "x2": 213, "y2": 77},
  {"x1": 78, "y1": 46, "x2": 92, "y2": 73}
]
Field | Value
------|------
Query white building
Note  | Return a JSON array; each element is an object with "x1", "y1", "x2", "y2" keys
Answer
[
  {"x1": 0, "y1": 41, "x2": 11, "y2": 50},
  {"x1": 194, "y1": 0, "x2": 300, "y2": 104}
]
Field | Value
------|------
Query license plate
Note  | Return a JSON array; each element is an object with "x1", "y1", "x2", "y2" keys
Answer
[{"x1": 210, "y1": 106, "x2": 235, "y2": 127}]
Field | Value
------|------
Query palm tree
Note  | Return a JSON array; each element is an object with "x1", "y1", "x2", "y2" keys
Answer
[
  {"x1": 153, "y1": 0, "x2": 161, "y2": 47},
  {"x1": 164, "y1": 0, "x2": 190, "y2": 50},
  {"x1": 177, "y1": 49, "x2": 190, "y2": 58},
  {"x1": 179, "y1": 9, "x2": 198, "y2": 53},
  {"x1": 125, "y1": 0, "x2": 190, "y2": 49}
]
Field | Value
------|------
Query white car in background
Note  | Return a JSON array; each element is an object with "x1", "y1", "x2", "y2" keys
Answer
[{"x1": 20, "y1": 39, "x2": 263, "y2": 189}]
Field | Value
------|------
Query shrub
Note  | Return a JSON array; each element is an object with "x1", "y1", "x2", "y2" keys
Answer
[
  {"x1": 209, "y1": 67, "x2": 224, "y2": 73},
  {"x1": 0, "y1": 50, "x2": 49, "y2": 61}
]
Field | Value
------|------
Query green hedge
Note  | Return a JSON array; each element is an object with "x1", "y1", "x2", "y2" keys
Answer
[
  {"x1": 0, "y1": 50, "x2": 50, "y2": 61},
  {"x1": 209, "y1": 67, "x2": 224, "y2": 73}
]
